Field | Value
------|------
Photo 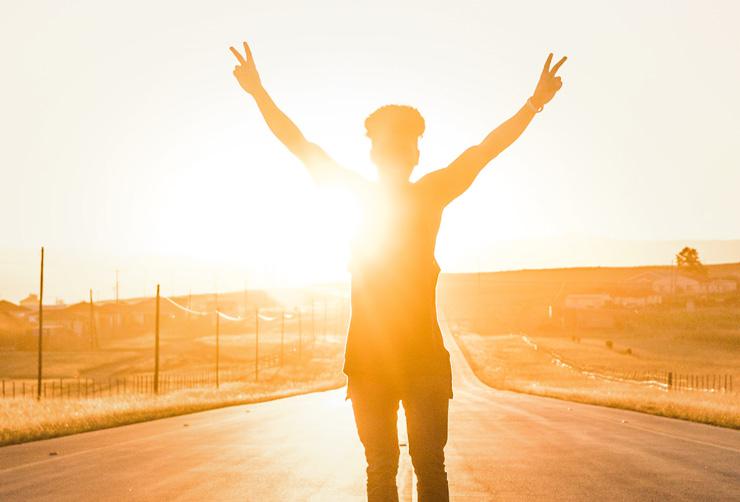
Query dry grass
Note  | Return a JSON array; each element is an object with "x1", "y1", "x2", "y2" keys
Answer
[
  {"x1": 0, "y1": 363, "x2": 345, "y2": 446},
  {"x1": 455, "y1": 331, "x2": 740, "y2": 429},
  {"x1": 0, "y1": 332, "x2": 348, "y2": 446}
]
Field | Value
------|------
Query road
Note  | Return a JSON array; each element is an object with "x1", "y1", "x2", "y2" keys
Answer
[{"x1": 1, "y1": 319, "x2": 739, "y2": 501}]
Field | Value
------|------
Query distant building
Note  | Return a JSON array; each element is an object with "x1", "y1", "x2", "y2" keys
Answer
[
  {"x1": 19, "y1": 294, "x2": 39, "y2": 310},
  {"x1": 624, "y1": 271, "x2": 665, "y2": 289},
  {"x1": 562, "y1": 294, "x2": 614, "y2": 328},
  {"x1": 611, "y1": 293, "x2": 662, "y2": 308},
  {"x1": 706, "y1": 278, "x2": 737, "y2": 294},
  {"x1": 652, "y1": 275, "x2": 703, "y2": 295},
  {"x1": 0, "y1": 300, "x2": 29, "y2": 317},
  {"x1": 0, "y1": 301, "x2": 33, "y2": 348},
  {"x1": 564, "y1": 293, "x2": 611, "y2": 309},
  {"x1": 625, "y1": 272, "x2": 736, "y2": 296}
]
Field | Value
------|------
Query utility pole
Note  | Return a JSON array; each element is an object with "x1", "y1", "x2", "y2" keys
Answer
[
  {"x1": 215, "y1": 292, "x2": 220, "y2": 389},
  {"x1": 36, "y1": 247, "x2": 44, "y2": 401},
  {"x1": 323, "y1": 295, "x2": 327, "y2": 338},
  {"x1": 477, "y1": 251, "x2": 482, "y2": 334},
  {"x1": 187, "y1": 289, "x2": 192, "y2": 321},
  {"x1": 255, "y1": 307, "x2": 260, "y2": 381},
  {"x1": 243, "y1": 281, "x2": 249, "y2": 329},
  {"x1": 298, "y1": 307, "x2": 303, "y2": 362},
  {"x1": 89, "y1": 289, "x2": 97, "y2": 350},
  {"x1": 311, "y1": 294, "x2": 315, "y2": 341},
  {"x1": 280, "y1": 310, "x2": 285, "y2": 366},
  {"x1": 154, "y1": 284, "x2": 160, "y2": 394}
]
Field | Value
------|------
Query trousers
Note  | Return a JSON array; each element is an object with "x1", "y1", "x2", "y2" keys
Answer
[{"x1": 348, "y1": 376, "x2": 450, "y2": 502}]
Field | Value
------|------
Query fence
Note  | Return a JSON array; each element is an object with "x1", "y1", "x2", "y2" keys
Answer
[
  {"x1": 1, "y1": 374, "x2": 214, "y2": 400},
  {"x1": 1, "y1": 319, "x2": 321, "y2": 400},
  {"x1": 3, "y1": 247, "x2": 350, "y2": 400},
  {"x1": 664, "y1": 371, "x2": 734, "y2": 393},
  {"x1": 522, "y1": 336, "x2": 736, "y2": 394}
]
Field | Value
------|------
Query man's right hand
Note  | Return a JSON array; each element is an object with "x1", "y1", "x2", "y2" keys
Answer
[{"x1": 230, "y1": 41, "x2": 262, "y2": 95}]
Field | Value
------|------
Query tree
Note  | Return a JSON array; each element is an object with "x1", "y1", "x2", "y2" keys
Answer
[{"x1": 676, "y1": 247, "x2": 707, "y2": 276}]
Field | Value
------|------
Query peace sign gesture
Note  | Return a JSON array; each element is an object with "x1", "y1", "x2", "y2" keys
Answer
[
  {"x1": 230, "y1": 41, "x2": 262, "y2": 95},
  {"x1": 531, "y1": 53, "x2": 567, "y2": 109}
]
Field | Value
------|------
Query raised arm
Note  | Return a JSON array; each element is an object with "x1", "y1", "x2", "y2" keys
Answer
[
  {"x1": 230, "y1": 42, "x2": 363, "y2": 189},
  {"x1": 419, "y1": 53, "x2": 567, "y2": 204}
]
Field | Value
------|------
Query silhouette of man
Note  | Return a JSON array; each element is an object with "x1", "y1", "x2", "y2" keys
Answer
[{"x1": 230, "y1": 41, "x2": 566, "y2": 501}]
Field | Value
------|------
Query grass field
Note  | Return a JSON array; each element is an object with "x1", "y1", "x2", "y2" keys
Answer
[
  {"x1": 3, "y1": 265, "x2": 739, "y2": 443},
  {"x1": 0, "y1": 326, "x2": 347, "y2": 445},
  {"x1": 439, "y1": 264, "x2": 740, "y2": 428},
  {"x1": 452, "y1": 316, "x2": 740, "y2": 428},
  {"x1": 0, "y1": 368, "x2": 344, "y2": 447}
]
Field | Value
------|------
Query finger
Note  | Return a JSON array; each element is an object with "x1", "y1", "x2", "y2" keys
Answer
[
  {"x1": 554, "y1": 76, "x2": 563, "y2": 90},
  {"x1": 550, "y1": 56, "x2": 567, "y2": 75},
  {"x1": 243, "y1": 41, "x2": 253, "y2": 62},
  {"x1": 542, "y1": 53, "x2": 553, "y2": 74},
  {"x1": 230, "y1": 46, "x2": 247, "y2": 65}
]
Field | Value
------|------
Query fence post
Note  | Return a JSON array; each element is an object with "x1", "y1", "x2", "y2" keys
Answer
[
  {"x1": 37, "y1": 246, "x2": 45, "y2": 400},
  {"x1": 154, "y1": 284, "x2": 160, "y2": 394},
  {"x1": 667, "y1": 371, "x2": 673, "y2": 390}
]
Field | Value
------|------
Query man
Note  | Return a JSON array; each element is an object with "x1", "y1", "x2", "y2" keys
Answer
[{"x1": 230, "y1": 41, "x2": 565, "y2": 501}]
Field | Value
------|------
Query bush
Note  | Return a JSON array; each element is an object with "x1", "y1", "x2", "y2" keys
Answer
[{"x1": 605, "y1": 340, "x2": 613, "y2": 349}]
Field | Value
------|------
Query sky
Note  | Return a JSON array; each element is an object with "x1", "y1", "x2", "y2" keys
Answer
[{"x1": 1, "y1": 0, "x2": 739, "y2": 303}]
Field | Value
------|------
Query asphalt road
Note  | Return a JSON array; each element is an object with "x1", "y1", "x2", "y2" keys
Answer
[{"x1": 1, "y1": 321, "x2": 739, "y2": 501}]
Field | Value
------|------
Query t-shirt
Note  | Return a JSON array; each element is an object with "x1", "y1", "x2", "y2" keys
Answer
[{"x1": 342, "y1": 178, "x2": 452, "y2": 395}]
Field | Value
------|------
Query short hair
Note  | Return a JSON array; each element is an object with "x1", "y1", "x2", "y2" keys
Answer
[{"x1": 365, "y1": 105, "x2": 425, "y2": 141}]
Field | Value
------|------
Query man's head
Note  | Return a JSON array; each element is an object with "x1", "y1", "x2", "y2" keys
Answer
[{"x1": 365, "y1": 105, "x2": 425, "y2": 184}]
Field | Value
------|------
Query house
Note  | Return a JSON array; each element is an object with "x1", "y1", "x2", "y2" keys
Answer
[
  {"x1": 624, "y1": 271, "x2": 665, "y2": 289},
  {"x1": 127, "y1": 297, "x2": 195, "y2": 327},
  {"x1": 0, "y1": 301, "x2": 33, "y2": 348},
  {"x1": 611, "y1": 291, "x2": 662, "y2": 308},
  {"x1": 95, "y1": 301, "x2": 134, "y2": 332},
  {"x1": 0, "y1": 300, "x2": 30, "y2": 317},
  {"x1": 564, "y1": 293, "x2": 611, "y2": 309},
  {"x1": 706, "y1": 278, "x2": 737, "y2": 294},
  {"x1": 562, "y1": 293, "x2": 614, "y2": 329},
  {"x1": 19, "y1": 294, "x2": 39, "y2": 310},
  {"x1": 626, "y1": 270, "x2": 740, "y2": 296},
  {"x1": 44, "y1": 302, "x2": 93, "y2": 337},
  {"x1": 626, "y1": 271, "x2": 713, "y2": 295},
  {"x1": 652, "y1": 274, "x2": 703, "y2": 294}
]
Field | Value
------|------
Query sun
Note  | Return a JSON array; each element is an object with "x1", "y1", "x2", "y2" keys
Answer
[{"x1": 155, "y1": 162, "x2": 361, "y2": 288}]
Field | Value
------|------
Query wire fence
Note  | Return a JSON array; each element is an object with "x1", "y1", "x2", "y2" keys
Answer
[
  {"x1": 1, "y1": 297, "x2": 343, "y2": 400},
  {"x1": 2, "y1": 247, "x2": 350, "y2": 400},
  {"x1": 522, "y1": 335, "x2": 735, "y2": 393},
  {"x1": 0, "y1": 351, "x2": 296, "y2": 400}
]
